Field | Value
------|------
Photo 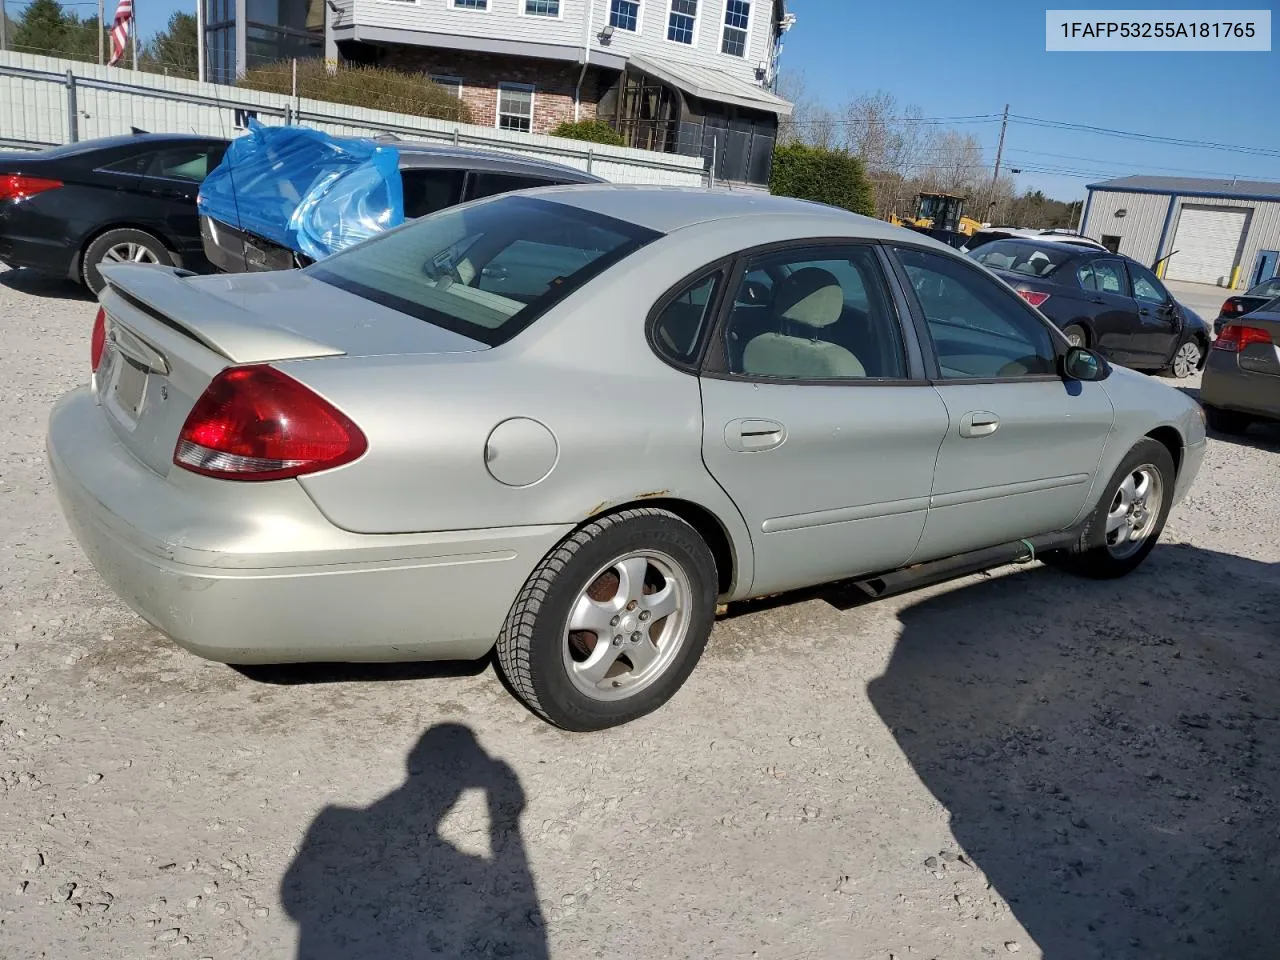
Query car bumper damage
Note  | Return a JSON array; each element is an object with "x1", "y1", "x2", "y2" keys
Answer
[{"x1": 47, "y1": 387, "x2": 571, "y2": 664}]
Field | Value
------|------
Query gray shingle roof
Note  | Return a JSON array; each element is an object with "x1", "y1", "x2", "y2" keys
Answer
[{"x1": 1088, "y1": 175, "x2": 1280, "y2": 201}]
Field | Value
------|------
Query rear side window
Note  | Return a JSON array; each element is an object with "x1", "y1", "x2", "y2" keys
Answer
[
  {"x1": 146, "y1": 145, "x2": 226, "y2": 182},
  {"x1": 309, "y1": 194, "x2": 660, "y2": 346},
  {"x1": 1078, "y1": 259, "x2": 1127, "y2": 295},
  {"x1": 464, "y1": 171, "x2": 556, "y2": 202},
  {"x1": 402, "y1": 168, "x2": 465, "y2": 219},
  {"x1": 651, "y1": 272, "x2": 722, "y2": 367},
  {"x1": 971, "y1": 240, "x2": 1071, "y2": 278}
]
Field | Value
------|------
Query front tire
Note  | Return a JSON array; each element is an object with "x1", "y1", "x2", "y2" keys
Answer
[
  {"x1": 1166, "y1": 337, "x2": 1203, "y2": 379},
  {"x1": 82, "y1": 228, "x2": 172, "y2": 295},
  {"x1": 495, "y1": 508, "x2": 717, "y2": 731},
  {"x1": 1047, "y1": 438, "x2": 1175, "y2": 580}
]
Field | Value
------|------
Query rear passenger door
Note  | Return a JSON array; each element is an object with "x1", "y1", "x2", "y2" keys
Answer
[
  {"x1": 1077, "y1": 257, "x2": 1142, "y2": 365},
  {"x1": 136, "y1": 142, "x2": 228, "y2": 261},
  {"x1": 696, "y1": 242, "x2": 949, "y2": 598}
]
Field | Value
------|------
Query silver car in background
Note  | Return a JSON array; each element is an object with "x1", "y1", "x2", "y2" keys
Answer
[{"x1": 47, "y1": 187, "x2": 1206, "y2": 730}]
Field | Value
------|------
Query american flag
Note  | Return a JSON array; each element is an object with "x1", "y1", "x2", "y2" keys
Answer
[{"x1": 108, "y1": 0, "x2": 133, "y2": 67}]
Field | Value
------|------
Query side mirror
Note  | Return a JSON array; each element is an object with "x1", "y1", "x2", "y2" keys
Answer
[{"x1": 1063, "y1": 345, "x2": 1109, "y2": 382}]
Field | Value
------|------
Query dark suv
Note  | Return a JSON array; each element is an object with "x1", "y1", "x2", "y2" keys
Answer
[
  {"x1": 201, "y1": 141, "x2": 605, "y2": 274},
  {"x1": 968, "y1": 238, "x2": 1211, "y2": 378}
]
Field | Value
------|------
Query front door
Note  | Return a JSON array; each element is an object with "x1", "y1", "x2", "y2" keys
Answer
[
  {"x1": 1126, "y1": 259, "x2": 1181, "y2": 365},
  {"x1": 698, "y1": 242, "x2": 949, "y2": 597},
  {"x1": 1253, "y1": 250, "x2": 1279, "y2": 287},
  {"x1": 137, "y1": 142, "x2": 228, "y2": 264},
  {"x1": 889, "y1": 245, "x2": 1115, "y2": 562}
]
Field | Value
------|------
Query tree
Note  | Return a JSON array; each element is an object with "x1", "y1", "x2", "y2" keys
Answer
[
  {"x1": 769, "y1": 142, "x2": 873, "y2": 216},
  {"x1": 141, "y1": 12, "x2": 198, "y2": 78},
  {"x1": 13, "y1": 0, "x2": 70, "y2": 56}
]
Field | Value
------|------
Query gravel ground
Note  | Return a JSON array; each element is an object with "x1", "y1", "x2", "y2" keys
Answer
[{"x1": 1, "y1": 265, "x2": 1278, "y2": 960}]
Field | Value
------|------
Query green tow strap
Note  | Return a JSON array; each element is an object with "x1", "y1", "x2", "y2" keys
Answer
[{"x1": 1015, "y1": 539, "x2": 1036, "y2": 564}]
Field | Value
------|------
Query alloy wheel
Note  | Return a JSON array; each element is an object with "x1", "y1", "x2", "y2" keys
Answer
[{"x1": 1104, "y1": 464, "x2": 1164, "y2": 559}]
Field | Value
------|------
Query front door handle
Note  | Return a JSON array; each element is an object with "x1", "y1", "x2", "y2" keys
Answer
[
  {"x1": 725, "y1": 418, "x2": 786, "y2": 452},
  {"x1": 958, "y1": 410, "x2": 999, "y2": 439}
]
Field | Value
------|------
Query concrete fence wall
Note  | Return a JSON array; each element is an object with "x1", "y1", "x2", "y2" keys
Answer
[{"x1": 0, "y1": 51, "x2": 709, "y2": 187}]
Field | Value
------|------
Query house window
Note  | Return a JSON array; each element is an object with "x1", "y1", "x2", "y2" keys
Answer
[
  {"x1": 609, "y1": 0, "x2": 640, "y2": 31},
  {"x1": 430, "y1": 75, "x2": 463, "y2": 98},
  {"x1": 667, "y1": 0, "x2": 697, "y2": 43},
  {"x1": 524, "y1": 0, "x2": 559, "y2": 13},
  {"x1": 497, "y1": 84, "x2": 534, "y2": 133},
  {"x1": 721, "y1": 0, "x2": 749, "y2": 56},
  {"x1": 451, "y1": 0, "x2": 487, "y2": 9}
]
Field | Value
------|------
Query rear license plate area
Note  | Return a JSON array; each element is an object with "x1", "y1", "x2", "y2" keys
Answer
[{"x1": 110, "y1": 355, "x2": 148, "y2": 422}]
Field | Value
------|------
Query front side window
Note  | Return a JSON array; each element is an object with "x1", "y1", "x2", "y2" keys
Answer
[
  {"x1": 667, "y1": 0, "x2": 697, "y2": 43},
  {"x1": 524, "y1": 0, "x2": 559, "y2": 13},
  {"x1": 721, "y1": 0, "x2": 749, "y2": 55},
  {"x1": 895, "y1": 246, "x2": 1057, "y2": 379},
  {"x1": 497, "y1": 84, "x2": 534, "y2": 133},
  {"x1": 1127, "y1": 261, "x2": 1169, "y2": 304},
  {"x1": 723, "y1": 245, "x2": 907, "y2": 380},
  {"x1": 652, "y1": 272, "x2": 721, "y2": 367},
  {"x1": 309, "y1": 195, "x2": 660, "y2": 347},
  {"x1": 610, "y1": 0, "x2": 640, "y2": 31}
]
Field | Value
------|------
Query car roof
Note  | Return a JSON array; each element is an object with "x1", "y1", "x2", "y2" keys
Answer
[
  {"x1": 975, "y1": 235, "x2": 1098, "y2": 256},
  {"x1": 515, "y1": 183, "x2": 925, "y2": 239},
  {"x1": 42, "y1": 133, "x2": 228, "y2": 154},
  {"x1": 392, "y1": 141, "x2": 603, "y2": 182}
]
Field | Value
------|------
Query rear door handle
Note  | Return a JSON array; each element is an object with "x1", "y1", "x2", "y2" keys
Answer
[
  {"x1": 959, "y1": 410, "x2": 999, "y2": 439},
  {"x1": 1090, "y1": 296, "x2": 1105, "y2": 304},
  {"x1": 725, "y1": 418, "x2": 786, "y2": 452}
]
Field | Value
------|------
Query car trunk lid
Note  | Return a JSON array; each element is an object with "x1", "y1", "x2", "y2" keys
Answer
[{"x1": 94, "y1": 262, "x2": 487, "y2": 477}]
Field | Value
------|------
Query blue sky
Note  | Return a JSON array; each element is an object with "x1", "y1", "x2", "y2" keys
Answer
[
  {"x1": 31, "y1": 0, "x2": 1279, "y2": 202},
  {"x1": 779, "y1": 0, "x2": 1278, "y2": 201}
]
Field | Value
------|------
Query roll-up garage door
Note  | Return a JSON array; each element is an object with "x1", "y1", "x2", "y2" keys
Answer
[{"x1": 1165, "y1": 205, "x2": 1247, "y2": 285}]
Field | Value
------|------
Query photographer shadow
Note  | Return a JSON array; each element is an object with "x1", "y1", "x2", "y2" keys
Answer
[
  {"x1": 282, "y1": 722, "x2": 548, "y2": 960},
  {"x1": 868, "y1": 544, "x2": 1280, "y2": 959}
]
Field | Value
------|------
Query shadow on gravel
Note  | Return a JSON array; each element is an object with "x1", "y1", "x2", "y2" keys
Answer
[
  {"x1": 282, "y1": 722, "x2": 548, "y2": 960},
  {"x1": 869, "y1": 544, "x2": 1280, "y2": 960},
  {"x1": 0, "y1": 267, "x2": 93, "y2": 300}
]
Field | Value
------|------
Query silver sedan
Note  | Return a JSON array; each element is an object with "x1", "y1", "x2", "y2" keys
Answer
[{"x1": 47, "y1": 186, "x2": 1206, "y2": 730}]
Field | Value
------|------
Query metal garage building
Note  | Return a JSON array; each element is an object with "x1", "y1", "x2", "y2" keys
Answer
[{"x1": 1080, "y1": 176, "x2": 1280, "y2": 290}]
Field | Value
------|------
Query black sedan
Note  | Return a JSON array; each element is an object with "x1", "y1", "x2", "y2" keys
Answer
[
  {"x1": 969, "y1": 238, "x2": 1211, "y2": 378},
  {"x1": 0, "y1": 133, "x2": 227, "y2": 294},
  {"x1": 1214, "y1": 275, "x2": 1280, "y2": 335}
]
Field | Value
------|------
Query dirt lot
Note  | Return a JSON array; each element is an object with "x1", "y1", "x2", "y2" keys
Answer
[{"x1": 1, "y1": 266, "x2": 1278, "y2": 960}]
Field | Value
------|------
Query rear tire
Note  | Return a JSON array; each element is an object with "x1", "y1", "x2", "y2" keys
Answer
[
  {"x1": 495, "y1": 508, "x2": 717, "y2": 731},
  {"x1": 1061, "y1": 324, "x2": 1087, "y2": 348},
  {"x1": 1205, "y1": 405, "x2": 1252, "y2": 436},
  {"x1": 1046, "y1": 438, "x2": 1175, "y2": 580},
  {"x1": 82, "y1": 228, "x2": 172, "y2": 295}
]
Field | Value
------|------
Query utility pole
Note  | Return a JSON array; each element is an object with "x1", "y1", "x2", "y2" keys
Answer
[
  {"x1": 988, "y1": 103, "x2": 1010, "y2": 223},
  {"x1": 1, "y1": 0, "x2": 8, "y2": 53},
  {"x1": 98, "y1": 0, "x2": 104, "y2": 64}
]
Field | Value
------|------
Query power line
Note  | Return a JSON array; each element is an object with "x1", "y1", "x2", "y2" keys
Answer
[{"x1": 1010, "y1": 114, "x2": 1280, "y2": 160}]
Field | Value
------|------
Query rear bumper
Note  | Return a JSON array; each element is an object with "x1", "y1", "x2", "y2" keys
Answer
[
  {"x1": 47, "y1": 387, "x2": 572, "y2": 664},
  {"x1": 0, "y1": 213, "x2": 76, "y2": 276},
  {"x1": 1201, "y1": 352, "x2": 1280, "y2": 422}
]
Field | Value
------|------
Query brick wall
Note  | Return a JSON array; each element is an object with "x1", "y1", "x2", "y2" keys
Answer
[{"x1": 375, "y1": 48, "x2": 606, "y2": 134}]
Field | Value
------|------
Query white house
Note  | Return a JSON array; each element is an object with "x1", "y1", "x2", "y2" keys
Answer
[{"x1": 202, "y1": 0, "x2": 795, "y2": 185}]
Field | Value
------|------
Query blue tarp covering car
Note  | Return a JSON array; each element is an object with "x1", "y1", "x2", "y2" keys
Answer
[{"x1": 197, "y1": 120, "x2": 404, "y2": 261}]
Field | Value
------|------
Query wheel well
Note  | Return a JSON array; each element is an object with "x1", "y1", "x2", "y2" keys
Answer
[
  {"x1": 1145, "y1": 426, "x2": 1183, "y2": 476},
  {"x1": 78, "y1": 223, "x2": 181, "y2": 267},
  {"x1": 591, "y1": 498, "x2": 737, "y2": 596}
]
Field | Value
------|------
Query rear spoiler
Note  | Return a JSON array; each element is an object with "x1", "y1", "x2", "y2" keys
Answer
[{"x1": 98, "y1": 263, "x2": 345, "y2": 364}]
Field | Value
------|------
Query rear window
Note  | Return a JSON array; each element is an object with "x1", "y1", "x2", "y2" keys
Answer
[
  {"x1": 308, "y1": 194, "x2": 659, "y2": 346},
  {"x1": 971, "y1": 240, "x2": 1072, "y2": 278}
]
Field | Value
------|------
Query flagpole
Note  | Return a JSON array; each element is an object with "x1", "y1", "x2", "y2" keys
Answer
[
  {"x1": 130, "y1": 3, "x2": 137, "y2": 72},
  {"x1": 98, "y1": 0, "x2": 104, "y2": 64},
  {"x1": 196, "y1": 0, "x2": 206, "y2": 82}
]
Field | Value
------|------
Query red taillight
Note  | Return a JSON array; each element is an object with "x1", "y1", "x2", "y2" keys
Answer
[
  {"x1": 1220, "y1": 300, "x2": 1244, "y2": 315},
  {"x1": 0, "y1": 174, "x2": 63, "y2": 202},
  {"x1": 90, "y1": 307, "x2": 106, "y2": 373},
  {"x1": 1017, "y1": 289, "x2": 1050, "y2": 308},
  {"x1": 173, "y1": 365, "x2": 367, "y2": 481},
  {"x1": 1211, "y1": 324, "x2": 1273, "y2": 353}
]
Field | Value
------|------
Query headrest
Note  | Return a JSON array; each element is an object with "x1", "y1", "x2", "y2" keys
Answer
[{"x1": 774, "y1": 267, "x2": 844, "y2": 329}]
